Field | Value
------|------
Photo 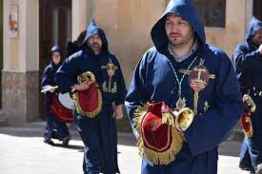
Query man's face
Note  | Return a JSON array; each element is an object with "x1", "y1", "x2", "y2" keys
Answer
[
  {"x1": 165, "y1": 14, "x2": 194, "y2": 47},
  {"x1": 52, "y1": 52, "x2": 61, "y2": 65},
  {"x1": 87, "y1": 34, "x2": 102, "y2": 54},
  {"x1": 252, "y1": 29, "x2": 262, "y2": 46}
]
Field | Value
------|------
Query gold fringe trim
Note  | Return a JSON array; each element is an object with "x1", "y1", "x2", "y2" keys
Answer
[
  {"x1": 133, "y1": 104, "x2": 148, "y2": 131},
  {"x1": 133, "y1": 104, "x2": 184, "y2": 165},
  {"x1": 73, "y1": 85, "x2": 102, "y2": 118},
  {"x1": 137, "y1": 126, "x2": 184, "y2": 165},
  {"x1": 162, "y1": 112, "x2": 175, "y2": 127}
]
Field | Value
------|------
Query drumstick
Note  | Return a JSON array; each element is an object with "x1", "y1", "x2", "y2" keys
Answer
[{"x1": 41, "y1": 85, "x2": 58, "y2": 93}]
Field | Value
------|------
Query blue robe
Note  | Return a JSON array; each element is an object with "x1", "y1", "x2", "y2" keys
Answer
[
  {"x1": 56, "y1": 20, "x2": 126, "y2": 174},
  {"x1": 41, "y1": 60, "x2": 70, "y2": 141},
  {"x1": 233, "y1": 17, "x2": 262, "y2": 173},
  {"x1": 125, "y1": 0, "x2": 243, "y2": 173}
]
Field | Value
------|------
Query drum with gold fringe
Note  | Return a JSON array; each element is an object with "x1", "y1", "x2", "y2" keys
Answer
[
  {"x1": 73, "y1": 71, "x2": 102, "y2": 118},
  {"x1": 134, "y1": 102, "x2": 184, "y2": 165}
]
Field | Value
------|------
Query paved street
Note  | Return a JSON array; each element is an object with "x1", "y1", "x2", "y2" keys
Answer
[{"x1": 0, "y1": 122, "x2": 250, "y2": 174}]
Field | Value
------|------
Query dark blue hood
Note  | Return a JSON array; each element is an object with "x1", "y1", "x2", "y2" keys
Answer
[
  {"x1": 49, "y1": 44, "x2": 63, "y2": 66},
  {"x1": 82, "y1": 19, "x2": 109, "y2": 53},
  {"x1": 50, "y1": 44, "x2": 62, "y2": 54},
  {"x1": 151, "y1": 0, "x2": 205, "y2": 53},
  {"x1": 245, "y1": 17, "x2": 262, "y2": 44}
]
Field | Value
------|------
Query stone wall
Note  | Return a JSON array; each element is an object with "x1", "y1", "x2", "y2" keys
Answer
[
  {"x1": 1, "y1": 0, "x2": 39, "y2": 125},
  {"x1": 1, "y1": 71, "x2": 39, "y2": 125}
]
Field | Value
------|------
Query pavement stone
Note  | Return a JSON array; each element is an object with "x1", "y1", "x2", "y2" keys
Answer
[{"x1": 0, "y1": 122, "x2": 250, "y2": 174}]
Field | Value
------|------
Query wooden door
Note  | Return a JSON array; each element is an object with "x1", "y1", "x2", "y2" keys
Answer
[{"x1": 254, "y1": 0, "x2": 262, "y2": 20}]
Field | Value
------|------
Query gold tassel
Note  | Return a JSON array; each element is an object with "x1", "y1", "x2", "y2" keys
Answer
[{"x1": 162, "y1": 112, "x2": 175, "y2": 127}]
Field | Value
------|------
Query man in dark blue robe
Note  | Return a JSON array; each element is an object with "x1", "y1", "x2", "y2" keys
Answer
[
  {"x1": 233, "y1": 17, "x2": 262, "y2": 174},
  {"x1": 55, "y1": 20, "x2": 126, "y2": 174},
  {"x1": 125, "y1": 0, "x2": 243, "y2": 173},
  {"x1": 41, "y1": 45, "x2": 70, "y2": 145}
]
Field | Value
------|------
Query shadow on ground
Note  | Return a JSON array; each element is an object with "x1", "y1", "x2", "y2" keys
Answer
[{"x1": 0, "y1": 121, "x2": 242, "y2": 157}]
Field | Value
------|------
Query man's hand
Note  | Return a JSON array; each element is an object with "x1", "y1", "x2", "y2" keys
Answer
[
  {"x1": 113, "y1": 104, "x2": 124, "y2": 120},
  {"x1": 71, "y1": 81, "x2": 93, "y2": 92},
  {"x1": 41, "y1": 85, "x2": 58, "y2": 93},
  {"x1": 190, "y1": 80, "x2": 206, "y2": 92},
  {"x1": 258, "y1": 44, "x2": 262, "y2": 55}
]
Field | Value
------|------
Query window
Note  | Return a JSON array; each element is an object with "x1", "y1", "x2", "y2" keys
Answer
[
  {"x1": 165, "y1": 0, "x2": 226, "y2": 27},
  {"x1": 194, "y1": 0, "x2": 226, "y2": 27}
]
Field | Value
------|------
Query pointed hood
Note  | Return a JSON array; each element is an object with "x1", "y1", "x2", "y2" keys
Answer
[
  {"x1": 82, "y1": 19, "x2": 109, "y2": 53},
  {"x1": 83, "y1": 20, "x2": 100, "y2": 43},
  {"x1": 245, "y1": 17, "x2": 262, "y2": 44},
  {"x1": 151, "y1": 0, "x2": 205, "y2": 53}
]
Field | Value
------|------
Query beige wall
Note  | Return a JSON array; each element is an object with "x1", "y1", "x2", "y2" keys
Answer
[
  {"x1": 3, "y1": 0, "x2": 39, "y2": 72},
  {"x1": 3, "y1": 0, "x2": 19, "y2": 72},
  {"x1": 88, "y1": 0, "x2": 252, "y2": 83},
  {"x1": 24, "y1": 0, "x2": 39, "y2": 71},
  {"x1": 205, "y1": 0, "x2": 252, "y2": 56},
  {"x1": 92, "y1": 0, "x2": 166, "y2": 83},
  {"x1": 2, "y1": 0, "x2": 39, "y2": 125},
  {"x1": 72, "y1": 0, "x2": 95, "y2": 40},
  {"x1": 3, "y1": 0, "x2": 253, "y2": 75}
]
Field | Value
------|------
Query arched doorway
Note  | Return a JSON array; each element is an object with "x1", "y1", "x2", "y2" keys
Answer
[{"x1": 39, "y1": 0, "x2": 72, "y2": 118}]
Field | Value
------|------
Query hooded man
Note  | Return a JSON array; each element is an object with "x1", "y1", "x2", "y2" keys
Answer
[
  {"x1": 55, "y1": 20, "x2": 127, "y2": 174},
  {"x1": 233, "y1": 17, "x2": 262, "y2": 174},
  {"x1": 125, "y1": 0, "x2": 243, "y2": 173},
  {"x1": 41, "y1": 45, "x2": 71, "y2": 146}
]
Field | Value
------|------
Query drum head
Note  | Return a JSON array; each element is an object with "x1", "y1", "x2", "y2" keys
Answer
[{"x1": 58, "y1": 93, "x2": 74, "y2": 110}]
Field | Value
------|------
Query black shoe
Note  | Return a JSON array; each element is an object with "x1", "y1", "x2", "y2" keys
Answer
[
  {"x1": 62, "y1": 136, "x2": 70, "y2": 146},
  {"x1": 43, "y1": 138, "x2": 55, "y2": 145}
]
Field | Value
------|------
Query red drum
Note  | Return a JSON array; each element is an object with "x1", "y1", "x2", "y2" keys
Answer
[
  {"x1": 50, "y1": 93, "x2": 74, "y2": 123},
  {"x1": 73, "y1": 82, "x2": 102, "y2": 118},
  {"x1": 135, "y1": 102, "x2": 184, "y2": 165}
]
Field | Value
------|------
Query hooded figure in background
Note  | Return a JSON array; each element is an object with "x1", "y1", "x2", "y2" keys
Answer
[
  {"x1": 233, "y1": 17, "x2": 262, "y2": 174},
  {"x1": 41, "y1": 45, "x2": 71, "y2": 146},
  {"x1": 55, "y1": 20, "x2": 127, "y2": 174},
  {"x1": 66, "y1": 30, "x2": 87, "y2": 57},
  {"x1": 125, "y1": 0, "x2": 242, "y2": 173}
]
